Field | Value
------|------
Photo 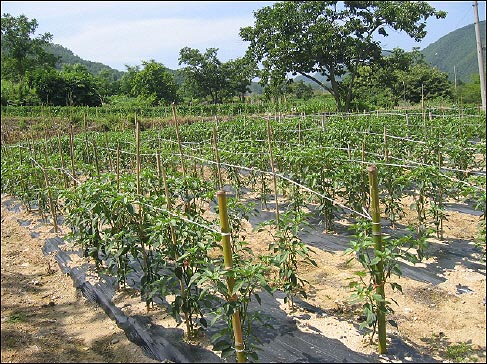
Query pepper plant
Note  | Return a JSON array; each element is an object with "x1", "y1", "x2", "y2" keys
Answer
[
  {"x1": 345, "y1": 219, "x2": 428, "y2": 344},
  {"x1": 258, "y1": 209, "x2": 317, "y2": 308}
]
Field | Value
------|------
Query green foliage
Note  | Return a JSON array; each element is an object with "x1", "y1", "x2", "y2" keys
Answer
[
  {"x1": 444, "y1": 342, "x2": 478, "y2": 363},
  {"x1": 178, "y1": 47, "x2": 255, "y2": 104},
  {"x1": 179, "y1": 47, "x2": 227, "y2": 104},
  {"x1": 60, "y1": 64, "x2": 102, "y2": 106},
  {"x1": 345, "y1": 219, "x2": 428, "y2": 341},
  {"x1": 1, "y1": 107, "x2": 484, "y2": 360},
  {"x1": 25, "y1": 63, "x2": 102, "y2": 106},
  {"x1": 1, "y1": 78, "x2": 40, "y2": 106},
  {"x1": 7, "y1": 312, "x2": 27, "y2": 323},
  {"x1": 456, "y1": 74, "x2": 484, "y2": 104},
  {"x1": 130, "y1": 60, "x2": 179, "y2": 106},
  {"x1": 1, "y1": 13, "x2": 58, "y2": 81},
  {"x1": 240, "y1": 1, "x2": 446, "y2": 111},
  {"x1": 348, "y1": 48, "x2": 453, "y2": 110},
  {"x1": 259, "y1": 210, "x2": 317, "y2": 308}
]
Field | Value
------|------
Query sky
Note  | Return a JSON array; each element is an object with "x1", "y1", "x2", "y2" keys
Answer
[{"x1": 1, "y1": 1, "x2": 486, "y2": 72}]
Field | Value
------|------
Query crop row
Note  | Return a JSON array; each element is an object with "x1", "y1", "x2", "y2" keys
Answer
[{"x1": 1, "y1": 110, "x2": 485, "y2": 360}]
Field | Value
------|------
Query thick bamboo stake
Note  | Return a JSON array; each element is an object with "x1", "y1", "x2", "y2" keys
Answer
[
  {"x1": 217, "y1": 190, "x2": 246, "y2": 363},
  {"x1": 171, "y1": 103, "x2": 186, "y2": 176},
  {"x1": 367, "y1": 164, "x2": 387, "y2": 355},
  {"x1": 266, "y1": 117, "x2": 280, "y2": 224},
  {"x1": 321, "y1": 113, "x2": 326, "y2": 130}
]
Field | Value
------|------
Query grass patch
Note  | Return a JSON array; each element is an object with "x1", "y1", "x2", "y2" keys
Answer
[
  {"x1": 7, "y1": 312, "x2": 27, "y2": 323},
  {"x1": 445, "y1": 342, "x2": 480, "y2": 363}
]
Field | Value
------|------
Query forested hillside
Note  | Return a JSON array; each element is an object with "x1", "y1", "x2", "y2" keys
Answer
[
  {"x1": 45, "y1": 43, "x2": 125, "y2": 79},
  {"x1": 422, "y1": 20, "x2": 486, "y2": 83}
]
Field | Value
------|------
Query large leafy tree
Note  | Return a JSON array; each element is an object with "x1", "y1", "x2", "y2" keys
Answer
[
  {"x1": 179, "y1": 47, "x2": 227, "y2": 104},
  {"x1": 61, "y1": 64, "x2": 102, "y2": 106},
  {"x1": 179, "y1": 47, "x2": 256, "y2": 103},
  {"x1": 225, "y1": 57, "x2": 256, "y2": 102},
  {"x1": 130, "y1": 60, "x2": 179, "y2": 105},
  {"x1": 27, "y1": 67, "x2": 65, "y2": 105},
  {"x1": 27, "y1": 64, "x2": 103, "y2": 106},
  {"x1": 347, "y1": 48, "x2": 453, "y2": 109},
  {"x1": 1, "y1": 13, "x2": 57, "y2": 82},
  {"x1": 240, "y1": 1, "x2": 446, "y2": 111}
]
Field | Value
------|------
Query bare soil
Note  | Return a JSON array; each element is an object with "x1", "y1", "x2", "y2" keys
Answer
[
  {"x1": 1, "y1": 196, "x2": 159, "y2": 363},
  {"x1": 1, "y1": 192, "x2": 486, "y2": 363}
]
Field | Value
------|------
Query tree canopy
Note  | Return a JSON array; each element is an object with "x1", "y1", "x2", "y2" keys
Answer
[
  {"x1": 130, "y1": 60, "x2": 179, "y2": 106},
  {"x1": 240, "y1": 1, "x2": 447, "y2": 111},
  {"x1": 1, "y1": 13, "x2": 58, "y2": 82},
  {"x1": 178, "y1": 47, "x2": 255, "y2": 103},
  {"x1": 346, "y1": 48, "x2": 453, "y2": 110}
]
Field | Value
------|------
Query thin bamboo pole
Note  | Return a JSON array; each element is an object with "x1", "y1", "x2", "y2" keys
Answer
[
  {"x1": 135, "y1": 115, "x2": 149, "y2": 310},
  {"x1": 266, "y1": 117, "x2": 280, "y2": 224},
  {"x1": 135, "y1": 114, "x2": 141, "y2": 196},
  {"x1": 92, "y1": 137, "x2": 100, "y2": 175},
  {"x1": 160, "y1": 165, "x2": 192, "y2": 337},
  {"x1": 116, "y1": 142, "x2": 120, "y2": 192},
  {"x1": 105, "y1": 132, "x2": 113, "y2": 172},
  {"x1": 84, "y1": 113, "x2": 90, "y2": 163},
  {"x1": 217, "y1": 190, "x2": 246, "y2": 363},
  {"x1": 19, "y1": 144, "x2": 23, "y2": 165},
  {"x1": 171, "y1": 103, "x2": 186, "y2": 176},
  {"x1": 69, "y1": 124, "x2": 76, "y2": 187},
  {"x1": 367, "y1": 164, "x2": 386, "y2": 355},
  {"x1": 212, "y1": 126, "x2": 223, "y2": 190},
  {"x1": 57, "y1": 132, "x2": 68, "y2": 189},
  {"x1": 42, "y1": 167, "x2": 58, "y2": 233}
]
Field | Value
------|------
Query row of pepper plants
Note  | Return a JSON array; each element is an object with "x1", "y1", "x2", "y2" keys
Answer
[{"x1": 1, "y1": 109, "x2": 485, "y2": 360}]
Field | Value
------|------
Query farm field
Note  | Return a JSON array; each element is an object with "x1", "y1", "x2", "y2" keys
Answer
[{"x1": 1, "y1": 106, "x2": 486, "y2": 363}]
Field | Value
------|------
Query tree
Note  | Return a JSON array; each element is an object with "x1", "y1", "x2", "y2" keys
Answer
[
  {"x1": 240, "y1": 1, "x2": 446, "y2": 112},
  {"x1": 95, "y1": 68, "x2": 121, "y2": 103},
  {"x1": 1, "y1": 13, "x2": 58, "y2": 82},
  {"x1": 119, "y1": 64, "x2": 140, "y2": 96},
  {"x1": 27, "y1": 67, "x2": 65, "y2": 105},
  {"x1": 61, "y1": 64, "x2": 102, "y2": 106},
  {"x1": 289, "y1": 80, "x2": 314, "y2": 100},
  {"x1": 179, "y1": 47, "x2": 228, "y2": 104},
  {"x1": 130, "y1": 60, "x2": 179, "y2": 105},
  {"x1": 399, "y1": 62, "x2": 453, "y2": 104},
  {"x1": 346, "y1": 48, "x2": 453, "y2": 110},
  {"x1": 225, "y1": 57, "x2": 256, "y2": 102},
  {"x1": 456, "y1": 74, "x2": 483, "y2": 104}
]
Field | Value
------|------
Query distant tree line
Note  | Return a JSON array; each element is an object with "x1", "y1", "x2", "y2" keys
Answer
[{"x1": 1, "y1": 3, "x2": 483, "y2": 111}]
